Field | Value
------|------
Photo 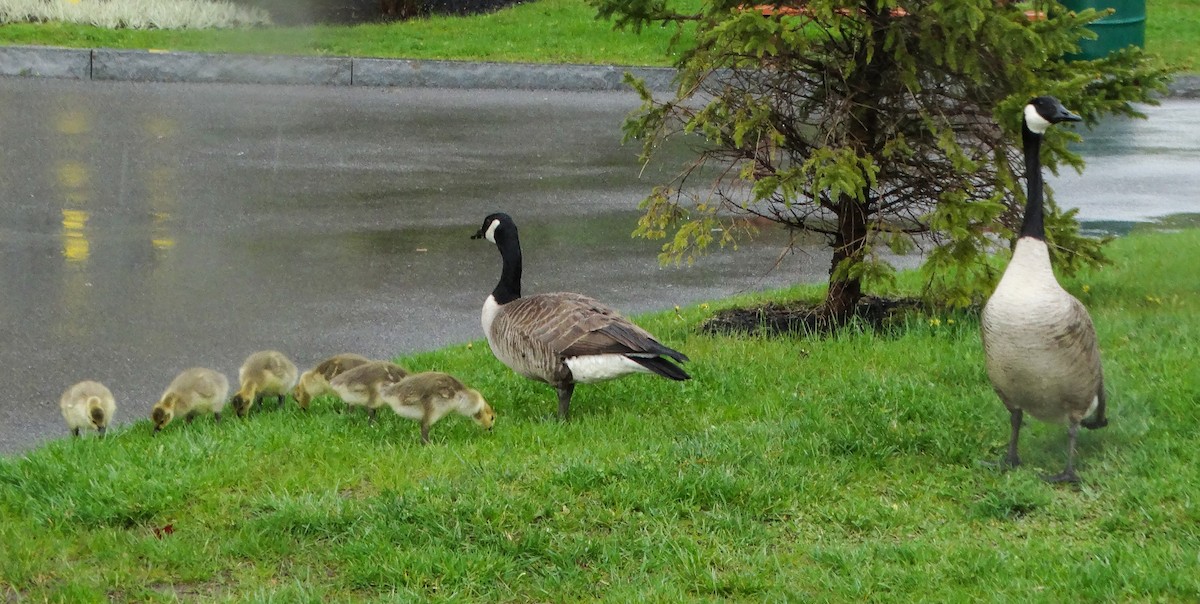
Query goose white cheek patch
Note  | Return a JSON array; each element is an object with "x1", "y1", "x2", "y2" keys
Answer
[
  {"x1": 1024, "y1": 104, "x2": 1052, "y2": 134},
  {"x1": 485, "y1": 219, "x2": 500, "y2": 243}
]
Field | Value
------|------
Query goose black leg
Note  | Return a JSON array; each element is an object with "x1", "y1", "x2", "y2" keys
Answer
[
  {"x1": 555, "y1": 383, "x2": 575, "y2": 422},
  {"x1": 1045, "y1": 421, "x2": 1082, "y2": 484},
  {"x1": 1005, "y1": 408, "x2": 1023, "y2": 469}
]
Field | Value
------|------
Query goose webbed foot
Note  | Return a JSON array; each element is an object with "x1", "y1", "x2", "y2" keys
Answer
[
  {"x1": 1003, "y1": 452, "x2": 1021, "y2": 470},
  {"x1": 1043, "y1": 470, "x2": 1081, "y2": 484}
]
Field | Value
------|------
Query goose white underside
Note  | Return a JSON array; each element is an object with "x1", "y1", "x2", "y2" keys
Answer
[
  {"x1": 983, "y1": 239, "x2": 1103, "y2": 424},
  {"x1": 565, "y1": 354, "x2": 652, "y2": 383}
]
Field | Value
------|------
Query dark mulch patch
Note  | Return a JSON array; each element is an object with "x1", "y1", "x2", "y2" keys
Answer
[{"x1": 699, "y1": 296, "x2": 930, "y2": 337}]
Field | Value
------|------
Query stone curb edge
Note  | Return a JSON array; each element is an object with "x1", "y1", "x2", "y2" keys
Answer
[
  {"x1": 1, "y1": 44, "x2": 1196, "y2": 97},
  {"x1": 0, "y1": 45, "x2": 677, "y2": 92}
]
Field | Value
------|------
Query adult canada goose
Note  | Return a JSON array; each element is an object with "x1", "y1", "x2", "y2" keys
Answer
[
  {"x1": 294, "y1": 353, "x2": 372, "y2": 410},
  {"x1": 472, "y1": 212, "x2": 690, "y2": 421},
  {"x1": 327, "y1": 360, "x2": 410, "y2": 422},
  {"x1": 231, "y1": 350, "x2": 299, "y2": 417},
  {"x1": 981, "y1": 96, "x2": 1108, "y2": 484},
  {"x1": 60, "y1": 380, "x2": 116, "y2": 438},
  {"x1": 379, "y1": 371, "x2": 496, "y2": 444},
  {"x1": 151, "y1": 368, "x2": 230, "y2": 433}
]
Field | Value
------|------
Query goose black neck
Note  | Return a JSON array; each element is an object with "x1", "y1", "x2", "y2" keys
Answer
[
  {"x1": 1019, "y1": 122, "x2": 1045, "y2": 241},
  {"x1": 492, "y1": 231, "x2": 523, "y2": 305}
]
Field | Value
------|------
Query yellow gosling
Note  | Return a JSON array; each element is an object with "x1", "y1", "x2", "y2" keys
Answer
[
  {"x1": 231, "y1": 350, "x2": 299, "y2": 417},
  {"x1": 294, "y1": 353, "x2": 371, "y2": 410},
  {"x1": 328, "y1": 361, "x2": 409, "y2": 423},
  {"x1": 379, "y1": 372, "x2": 495, "y2": 444},
  {"x1": 60, "y1": 380, "x2": 116, "y2": 438},
  {"x1": 151, "y1": 368, "x2": 230, "y2": 434}
]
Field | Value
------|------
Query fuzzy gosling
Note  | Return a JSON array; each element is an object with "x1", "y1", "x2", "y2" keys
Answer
[
  {"x1": 328, "y1": 360, "x2": 410, "y2": 423},
  {"x1": 151, "y1": 368, "x2": 230, "y2": 433},
  {"x1": 294, "y1": 353, "x2": 372, "y2": 410},
  {"x1": 231, "y1": 350, "x2": 299, "y2": 417},
  {"x1": 379, "y1": 372, "x2": 495, "y2": 444},
  {"x1": 60, "y1": 380, "x2": 116, "y2": 438}
]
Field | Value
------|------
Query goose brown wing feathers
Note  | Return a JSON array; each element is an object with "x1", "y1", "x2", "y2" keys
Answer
[{"x1": 512, "y1": 292, "x2": 687, "y2": 361}]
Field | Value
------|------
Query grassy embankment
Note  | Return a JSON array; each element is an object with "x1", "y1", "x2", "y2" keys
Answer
[
  {"x1": 1, "y1": 226, "x2": 1197, "y2": 601},
  {"x1": 0, "y1": 0, "x2": 1196, "y2": 69}
]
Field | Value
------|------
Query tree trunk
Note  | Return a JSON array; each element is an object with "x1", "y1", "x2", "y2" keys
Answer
[
  {"x1": 821, "y1": 0, "x2": 888, "y2": 322},
  {"x1": 825, "y1": 194, "x2": 869, "y2": 320}
]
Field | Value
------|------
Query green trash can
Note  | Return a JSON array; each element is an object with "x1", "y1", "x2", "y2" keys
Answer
[{"x1": 1061, "y1": 0, "x2": 1146, "y2": 60}]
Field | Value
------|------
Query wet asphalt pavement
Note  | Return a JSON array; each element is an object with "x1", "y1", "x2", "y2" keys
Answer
[{"x1": 0, "y1": 78, "x2": 1197, "y2": 454}]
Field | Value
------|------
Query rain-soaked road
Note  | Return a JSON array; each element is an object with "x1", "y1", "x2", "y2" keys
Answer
[{"x1": 0, "y1": 78, "x2": 1197, "y2": 454}]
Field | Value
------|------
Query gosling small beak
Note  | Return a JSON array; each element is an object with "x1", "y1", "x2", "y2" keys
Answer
[
  {"x1": 153, "y1": 426, "x2": 161, "y2": 436},
  {"x1": 98, "y1": 426, "x2": 107, "y2": 438}
]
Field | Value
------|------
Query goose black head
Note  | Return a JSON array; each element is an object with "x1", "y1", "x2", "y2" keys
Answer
[
  {"x1": 1023, "y1": 96, "x2": 1082, "y2": 135},
  {"x1": 471, "y1": 213, "x2": 516, "y2": 244}
]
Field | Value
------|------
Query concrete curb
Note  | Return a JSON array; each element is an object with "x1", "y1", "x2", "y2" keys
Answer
[
  {"x1": 1168, "y1": 74, "x2": 1200, "y2": 98},
  {"x1": 1, "y1": 44, "x2": 1196, "y2": 97},
  {"x1": 0, "y1": 45, "x2": 677, "y2": 92}
]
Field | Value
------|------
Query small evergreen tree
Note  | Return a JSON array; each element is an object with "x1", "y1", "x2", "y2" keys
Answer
[{"x1": 594, "y1": 0, "x2": 1173, "y2": 318}]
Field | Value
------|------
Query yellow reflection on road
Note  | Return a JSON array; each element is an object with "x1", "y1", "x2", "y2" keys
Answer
[
  {"x1": 55, "y1": 110, "x2": 90, "y2": 135},
  {"x1": 145, "y1": 116, "x2": 178, "y2": 139},
  {"x1": 61, "y1": 209, "x2": 91, "y2": 263},
  {"x1": 56, "y1": 160, "x2": 89, "y2": 189}
]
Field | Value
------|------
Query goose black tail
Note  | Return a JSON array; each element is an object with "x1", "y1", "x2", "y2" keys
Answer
[
  {"x1": 1081, "y1": 387, "x2": 1108, "y2": 430},
  {"x1": 630, "y1": 355, "x2": 691, "y2": 381}
]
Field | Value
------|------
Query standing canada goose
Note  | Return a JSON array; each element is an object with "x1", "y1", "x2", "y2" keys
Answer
[
  {"x1": 981, "y1": 96, "x2": 1108, "y2": 484},
  {"x1": 151, "y1": 367, "x2": 230, "y2": 433},
  {"x1": 379, "y1": 371, "x2": 496, "y2": 444},
  {"x1": 231, "y1": 350, "x2": 299, "y2": 417},
  {"x1": 328, "y1": 360, "x2": 410, "y2": 422},
  {"x1": 472, "y1": 212, "x2": 690, "y2": 421},
  {"x1": 294, "y1": 353, "x2": 372, "y2": 410},
  {"x1": 60, "y1": 380, "x2": 116, "y2": 438}
]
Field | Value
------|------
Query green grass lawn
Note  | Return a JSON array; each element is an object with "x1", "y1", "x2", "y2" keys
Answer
[
  {"x1": 2, "y1": 226, "x2": 1197, "y2": 601},
  {"x1": 0, "y1": 0, "x2": 694, "y2": 66},
  {"x1": 0, "y1": 0, "x2": 1193, "y2": 69}
]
